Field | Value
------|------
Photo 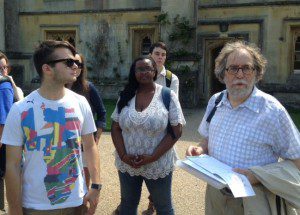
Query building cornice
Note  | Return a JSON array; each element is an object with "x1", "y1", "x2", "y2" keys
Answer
[
  {"x1": 5, "y1": 52, "x2": 32, "y2": 59},
  {"x1": 19, "y1": 7, "x2": 160, "y2": 15},
  {"x1": 199, "y1": 1, "x2": 300, "y2": 9},
  {"x1": 198, "y1": 18, "x2": 264, "y2": 26},
  {"x1": 283, "y1": 17, "x2": 300, "y2": 22},
  {"x1": 197, "y1": 17, "x2": 265, "y2": 49}
]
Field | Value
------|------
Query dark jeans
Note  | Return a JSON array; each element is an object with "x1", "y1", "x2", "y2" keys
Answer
[
  {"x1": 0, "y1": 178, "x2": 4, "y2": 210},
  {"x1": 23, "y1": 204, "x2": 87, "y2": 215},
  {"x1": 118, "y1": 171, "x2": 174, "y2": 215},
  {"x1": 0, "y1": 145, "x2": 5, "y2": 211}
]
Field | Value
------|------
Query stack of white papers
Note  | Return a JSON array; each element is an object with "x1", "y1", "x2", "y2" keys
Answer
[{"x1": 176, "y1": 155, "x2": 255, "y2": 198}]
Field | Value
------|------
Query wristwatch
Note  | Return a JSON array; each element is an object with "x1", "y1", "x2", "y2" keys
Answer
[{"x1": 91, "y1": 183, "x2": 102, "y2": 191}]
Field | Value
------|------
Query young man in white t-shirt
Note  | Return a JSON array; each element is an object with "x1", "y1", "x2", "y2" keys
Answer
[
  {"x1": 1, "y1": 40, "x2": 101, "y2": 215},
  {"x1": 150, "y1": 42, "x2": 179, "y2": 97}
]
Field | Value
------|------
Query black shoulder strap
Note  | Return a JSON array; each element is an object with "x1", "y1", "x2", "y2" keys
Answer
[
  {"x1": 161, "y1": 87, "x2": 176, "y2": 139},
  {"x1": 206, "y1": 92, "x2": 224, "y2": 123},
  {"x1": 276, "y1": 195, "x2": 282, "y2": 215},
  {"x1": 165, "y1": 70, "x2": 172, "y2": 88},
  {"x1": 162, "y1": 87, "x2": 171, "y2": 110}
]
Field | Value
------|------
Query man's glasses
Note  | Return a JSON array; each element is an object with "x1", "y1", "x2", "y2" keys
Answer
[
  {"x1": 225, "y1": 65, "x2": 255, "y2": 75},
  {"x1": 135, "y1": 67, "x2": 154, "y2": 73},
  {"x1": 47, "y1": 58, "x2": 80, "y2": 68}
]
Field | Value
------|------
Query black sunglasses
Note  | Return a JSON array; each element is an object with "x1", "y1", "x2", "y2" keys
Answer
[
  {"x1": 47, "y1": 58, "x2": 80, "y2": 68},
  {"x1": 77, "y1": 62, "x2": 84, "y2": 69}
]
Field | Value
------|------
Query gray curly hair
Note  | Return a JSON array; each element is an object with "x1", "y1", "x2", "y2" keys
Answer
[{"x1": 214, "y1": 41, "x2": 267, "y2": 83}]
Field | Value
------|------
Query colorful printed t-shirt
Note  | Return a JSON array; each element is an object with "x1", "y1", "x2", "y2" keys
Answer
[{"x1": 1, "y1": 89, "x2": 96, "y2": 210}]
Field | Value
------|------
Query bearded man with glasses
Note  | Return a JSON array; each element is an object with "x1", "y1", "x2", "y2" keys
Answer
[
  {"x1": 1, "y1": 40, "x2": 101, "y2": 215},
  {"x1": 186, "y1": 41, "x2": 300, "y2": 215}
]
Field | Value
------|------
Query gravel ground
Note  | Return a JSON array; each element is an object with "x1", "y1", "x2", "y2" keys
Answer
[{"x1": 1, "y1": 108, "x2": 207, "y2": 215}]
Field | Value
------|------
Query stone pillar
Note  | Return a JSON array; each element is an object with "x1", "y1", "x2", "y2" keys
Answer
[
  {"x1": 0, "y1": 0, "x2": 4, "y2": 51},
  {"x1": 160, "y1": 0, "x2": 197, "y2": 51},
  {"x1": 4, "y1": 0, "x2": 20, "y2": 52}
]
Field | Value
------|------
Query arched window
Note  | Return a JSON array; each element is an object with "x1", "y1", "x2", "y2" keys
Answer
[
  {"x1": 141, "y1": 36, "x2": 152, "y2": 56},
  {"x1": 45, "y1": 30, "x2": 76, "y2": 47},
  {"x1": 131, "y1": 27, "x2": 156, "y2": 60}
]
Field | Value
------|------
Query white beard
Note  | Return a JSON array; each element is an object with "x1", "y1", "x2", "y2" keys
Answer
[{"x1": 226, "y1": 79, "x2": 256, "y2": 101}]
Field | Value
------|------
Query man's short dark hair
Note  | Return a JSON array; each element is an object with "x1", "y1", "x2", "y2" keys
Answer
[
  {"x1": 149, "y1": 42, "x2": 167, "y2": 54},
  {"x1": 33, "y1": 40, "x2": 76, "y2": 79}
]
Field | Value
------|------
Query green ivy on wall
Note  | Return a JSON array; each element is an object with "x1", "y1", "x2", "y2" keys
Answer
[{"x1": 168, "y1": 15, "x2": 195, "y2": 45}]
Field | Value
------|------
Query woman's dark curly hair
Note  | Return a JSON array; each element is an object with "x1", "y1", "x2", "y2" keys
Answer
[
  {"x1": 70, "y1": 54, "x2": 90, "y2": 99},
  {"x1": 117, "y1": 56, "x2": 158, "y2": 113}
]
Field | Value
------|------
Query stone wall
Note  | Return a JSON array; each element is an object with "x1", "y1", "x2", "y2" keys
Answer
[
  {"x1": 4, "y1": 0, "x2": 20, "y2": 52},
  {"x1": 197, "y1": 4, "x2": 300, "y2": 107},
  {"x1": 4, "y1": 0, "x2": 300, "y2": 107},
  {"x1": 161, "y1": 0, "x2": 197, "y2": 51},
  {"x1": 17, "y1": 9, "x2": 159, "y2": 95},
  {"x1": 0, "y1": 0, "x2": 4, "y2": 51}
]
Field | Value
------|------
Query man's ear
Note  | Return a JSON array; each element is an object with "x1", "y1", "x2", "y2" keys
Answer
[{"x1": 42, "y1": 64, "x2": 53, "y2": 76}]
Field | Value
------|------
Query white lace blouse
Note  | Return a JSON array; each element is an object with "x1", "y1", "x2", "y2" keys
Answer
[{"x1": 111, "y1": 84, "x2": 186, "y2": 179}]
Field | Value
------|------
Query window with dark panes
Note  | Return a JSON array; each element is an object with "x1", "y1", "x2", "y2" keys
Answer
[
  {"x1": 294, "y1": 36, "x2": 300, "y2": 73},
  {"x1": 141, "y1": 36, "x2": 152, "y2": 56},
  {"x1": 45, "y1": 30, "x2": 76, "y2": 47}
]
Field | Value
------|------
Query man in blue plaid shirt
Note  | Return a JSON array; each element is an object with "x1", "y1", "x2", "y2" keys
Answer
[{"x1": 186, "y1": 41, "x2": 300, "y2": 215}]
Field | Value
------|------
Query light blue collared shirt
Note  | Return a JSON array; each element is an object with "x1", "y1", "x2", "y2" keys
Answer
[{"x1": 199, "y1": 87, "x2": 300, "y2": 169}]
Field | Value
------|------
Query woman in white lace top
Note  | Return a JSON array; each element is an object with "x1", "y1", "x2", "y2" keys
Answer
[{"x1": 111, "y1": 57, "x2": 185, "y2": 215}]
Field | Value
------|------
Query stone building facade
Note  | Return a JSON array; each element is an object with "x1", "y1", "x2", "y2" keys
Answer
[
  {"x1": 0, "y1": 0, "x2": 4, "y2": 51},
  {"x1": 2, "y1": 0, "x2": 300, "y2": 108}
]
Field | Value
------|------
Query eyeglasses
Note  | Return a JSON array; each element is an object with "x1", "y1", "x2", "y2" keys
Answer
[
  {"x1": 47, "y1": 58, "x2": 80, "y2": 68},
  {"x1": 0, "y1": 66, "x2": 9, "y2": 72},
  {"x1": 135, "y1": 67, "x2": 154, "y2": 73},
  {"x1": 225, "y1": 65, "x2": 255, "y2": 75}
]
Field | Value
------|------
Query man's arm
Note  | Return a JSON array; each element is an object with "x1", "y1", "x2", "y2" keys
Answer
[
  {"x1": 82, "y1": 133, "x2": 101, "y2": 214},
  {"x1": 5, "y1": 76, "x2": 24, "y2": 101},
  {"x1": 186, "y1": 138, "x2": 208, "y2": 156},
  {"x1": 111, "y1": 121, "x2": 136, "y2": 167},
  {"x1": 170, "y1": 75, "x2": 179, "y2": 97},
  {"x1": 5, "y1": 145, "x2": 23, "y2": 215},
  {"x1": 89, "y1": 82, "x2": 106, "y2": 145},
  {"x1": 235, "y1": 158, "x2": 300, "y2": 185}
]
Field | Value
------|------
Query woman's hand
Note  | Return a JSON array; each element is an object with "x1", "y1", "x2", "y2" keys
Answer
[
  {"x1": 121, "y1": 154, "x2": 140, "y2": 168},
  {"x1": 132, "y1": 154, "x2": 154, "y2": 168},
  {"x1": 121, "y1": 154, "x2": 154, "y2": 168}
]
